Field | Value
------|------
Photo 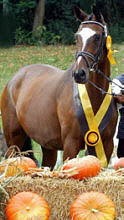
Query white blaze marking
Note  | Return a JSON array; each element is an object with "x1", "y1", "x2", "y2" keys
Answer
[{"x1": 77, "y1": 27, "x2": 96, "y2": 64}]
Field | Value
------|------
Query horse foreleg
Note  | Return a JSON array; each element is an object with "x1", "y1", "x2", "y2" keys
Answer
[
  {"x1": 103, "y1": 138, "x2": 114, "y2": 165},
  {"x1": 63, "y1": 137, "x2": 82, "y2": 162},
  {"x1": 42, "y1": 147, "x2": 57, "y2": 170}
]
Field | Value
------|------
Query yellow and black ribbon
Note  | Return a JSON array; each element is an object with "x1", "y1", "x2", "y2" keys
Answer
[{"x1": 73, "y1": 82, "x2": 114, "y2": 167}]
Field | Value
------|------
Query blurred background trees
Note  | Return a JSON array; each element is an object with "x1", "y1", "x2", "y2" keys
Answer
[{"x1": 0, "y1": 0, "x2": 123, "y2": 46}]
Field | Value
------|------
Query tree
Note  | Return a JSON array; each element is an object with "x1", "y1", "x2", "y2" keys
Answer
[
  {"x1": 33, "y1": 0, "x2": 46, "y2": 36},
  {"x1": 3, "y1": 0, "x2": 10, "y2": 15}
]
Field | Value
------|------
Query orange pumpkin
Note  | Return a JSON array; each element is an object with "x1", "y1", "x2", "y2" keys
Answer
[
  {"x1": 62, "y1": 155, "x2": 101, "y2": 180},
  {"x1": 6, "y1": 191, "x2": 50, "y2": 220},
  {"x1": 0, "y1": 157, "x2": 37, "y2": 177},
  {"x1": 70, "y1": 191, "x2": 115, "y2": 220},
  {"x1": 114, "y1": 157, "x2": 124, "y2": 170}
]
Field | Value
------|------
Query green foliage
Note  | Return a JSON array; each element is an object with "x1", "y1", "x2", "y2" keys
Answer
[
  {"x1": 42, "y1": 0, "x2": 124, "y2": 44},
  {"x1": 35, "y1": 26, "x2": 61, "y2": 45},
  {"x1": 15, "y1": 26, "x2": 61, "y2": 46},
  {"x1": 0, "y1": 0, "x2": 124, "y2": 46},
  {"x1": 44, "y1": 0, "x2": 78, "y2": 44},
  {"x1": 0, "y1": 14, "x2": 15, "y2": 46},
  {"x1": 14, "y1": 28, "x2": 35, "y2": 45},
  {"x1": 13, "y1": 0, "x2": 37, "y2": 31},
  {"x1": 109, "y1": 25, "x2": 124, "y2": 43}
]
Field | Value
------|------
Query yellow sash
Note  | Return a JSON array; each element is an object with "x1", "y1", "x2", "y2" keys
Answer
[{"x1": 78, "y1": 84, "x2": 112, "y2": 167}]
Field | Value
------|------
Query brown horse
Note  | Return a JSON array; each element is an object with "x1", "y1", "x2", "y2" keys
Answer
[{"x1": 0, "y1": 6, "x2": 118, "y2": 169}]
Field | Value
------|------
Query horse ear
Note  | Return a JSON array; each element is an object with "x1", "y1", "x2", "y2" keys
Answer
[
  {"x1": 74, "y1": 6, "x2": 88, "y2": 21},
  {"x1": 92, "y1": 5, "x2": 104, "y2": 22}
]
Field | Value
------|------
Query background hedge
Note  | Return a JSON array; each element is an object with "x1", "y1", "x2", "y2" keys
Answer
[{"x1": 0, "y1": 0, "x2": 123, "y2": 46}]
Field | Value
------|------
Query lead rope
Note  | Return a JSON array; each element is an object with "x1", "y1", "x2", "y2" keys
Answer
[
  {"x1": 88, "y1": 79, "x2": 112, "y2": 95},
  {"x1": 88, "y1": 67, "x2": 124, "y2": 96}
]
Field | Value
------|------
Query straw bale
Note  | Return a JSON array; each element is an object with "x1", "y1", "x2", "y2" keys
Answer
[{"x1": 0, "y1": 169, "x2": 124, "y2": 220}]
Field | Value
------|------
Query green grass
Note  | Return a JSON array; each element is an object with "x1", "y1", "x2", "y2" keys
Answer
[
  {"x1": 111, "y1": 42, "x2": 124, "y2": 78},
  {"x1": 0, "y1": 43, "x2": 124, "y2": 164},
  {"x1": 0, "y1": 45, "x2": 76, "y2": 94},
  {"x1": 0, "y1": 43, "x2": 123, "y2": 95}
]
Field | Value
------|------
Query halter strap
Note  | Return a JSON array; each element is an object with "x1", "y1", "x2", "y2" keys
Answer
[
  {"x1": 76, "y1": 51, "x2": 96, "y2": 62},
  {"x1": 81, "y1": 21, "x2": 107, "y2": 37}
]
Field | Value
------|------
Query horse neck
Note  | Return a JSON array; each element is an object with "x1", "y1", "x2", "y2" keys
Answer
[{"x1": 86, "y1": 57, "x2": 110, "y2": 114}]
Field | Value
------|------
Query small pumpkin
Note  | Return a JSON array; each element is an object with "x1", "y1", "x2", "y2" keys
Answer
[
  {"x1": 6, "y1": 191, "x2": 50, "y2": 220},
  {"x1": 70, "y1": 191, "x2": 115, "y2": 220},
  {"x1": 62, "y1": 155, "x2": 101, "y2": 180},
  {"x1": 0, "y1": 156, "x2": 37, "y2": 177},
  {"x1": 114, "y1": 157, "x2": 124, "y2": 170}
]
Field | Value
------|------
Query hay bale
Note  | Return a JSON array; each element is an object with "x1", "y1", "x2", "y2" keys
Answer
[{"x1": 0, "y1": 169, "x2": 124, "y2": 220}]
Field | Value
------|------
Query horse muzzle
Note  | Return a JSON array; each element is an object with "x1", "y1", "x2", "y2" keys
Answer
[{"x1": 72, "y1": 69, "x2": 88, "y2": 84}]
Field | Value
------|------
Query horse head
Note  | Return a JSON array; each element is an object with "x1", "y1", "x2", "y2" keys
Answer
[{"x1": 72, "y1": 5, "x2": 108, "y2": 84}]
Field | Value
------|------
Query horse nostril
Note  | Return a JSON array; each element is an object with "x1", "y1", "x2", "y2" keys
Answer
[
  {"x1": 78, "y1": 69, "x2": 85, "y2": 77},
  {"x1": 72, "y1": 68, "x2": 87, "y2": 84},
  {"x1": 78, "y1": 69, "x2": 87, "y2": 81}
]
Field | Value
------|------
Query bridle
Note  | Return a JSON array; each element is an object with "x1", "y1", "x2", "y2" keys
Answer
[
  {"x1": 75, "y1": 21, "x2": 107, "y2": 70},
  {"x1": 74, "y1": 20, "x2": 123, "y2": 96}
]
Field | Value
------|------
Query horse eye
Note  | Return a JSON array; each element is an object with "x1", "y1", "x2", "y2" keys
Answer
[{"x1": 94, "y1": 34, "x2": 100, "y2": 41}]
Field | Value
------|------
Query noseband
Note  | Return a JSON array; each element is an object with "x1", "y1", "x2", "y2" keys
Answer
[{"x1": 75, "y1": 21, "x2": 108, "y2": 70}]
